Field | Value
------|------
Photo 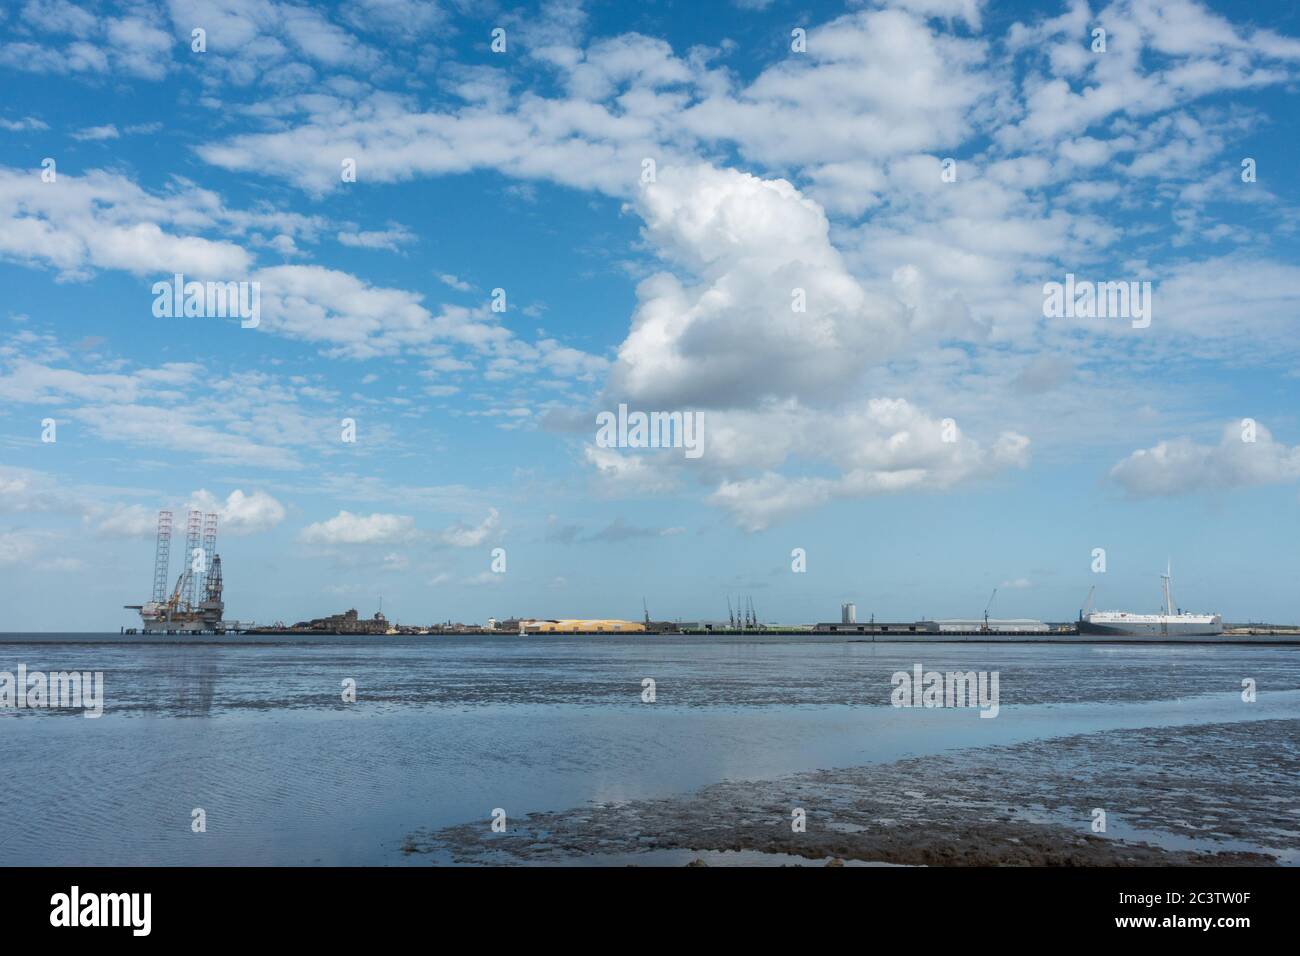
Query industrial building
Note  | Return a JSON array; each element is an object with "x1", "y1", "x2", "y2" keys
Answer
[
  {"x1": 817, "y1": 620, "x2": 939, "y2": 634},
  {"x1": 519, "y1": 619, "x2": 646, "y2": 633},
  {"x1": 934, "y1": 618, "x2": 1048, "y2": 633},
  {"x1": 816, "y1": 618, "x2": 1053, "y2": 635}
]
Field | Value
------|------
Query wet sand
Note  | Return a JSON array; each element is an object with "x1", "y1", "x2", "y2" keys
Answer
[{"x1": 405, "y1": 718, "x2": 1299, "y2": 866}]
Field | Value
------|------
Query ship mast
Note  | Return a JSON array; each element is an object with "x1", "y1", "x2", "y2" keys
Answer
[{"x1": 1161, "y1": 560, "x2": 1174, "y2": 616}]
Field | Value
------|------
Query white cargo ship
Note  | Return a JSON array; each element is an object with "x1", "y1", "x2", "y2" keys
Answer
[{"x1": 1079, "y1": 564, "x2": 1223, "y2": 637}]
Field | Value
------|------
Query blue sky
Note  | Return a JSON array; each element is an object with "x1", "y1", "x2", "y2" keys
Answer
[{"x1": 1, "y1": 0, "x2": 1298, "y2": 631}]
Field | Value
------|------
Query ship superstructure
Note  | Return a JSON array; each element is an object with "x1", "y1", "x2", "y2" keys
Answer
[{"x1": 1079, "y1": 563, "x2": 1222, "y2": 637}]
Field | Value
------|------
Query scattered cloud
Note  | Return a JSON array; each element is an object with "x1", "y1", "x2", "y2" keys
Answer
[
  {"x1": 0, "y1": 115, "x2": 49, "y2": 131},
  {"x1": 438, "y1": 273, "x2": 472, "y2": 292},
  {"x1": 336, "y1": 224, "x2": 416, "y2": 252},
  {"x1": 0, "y1": 528, "x2": 82, "y2": 570},
  {"x1": 93, "y1": 503, "x2": 161, "y2": 538},
  {"x1": 439, "y1": 508, "x2": 500, "y2": 547},
  {"x1": 71, "y1": 124, "x2": 120, "y2": 141}
]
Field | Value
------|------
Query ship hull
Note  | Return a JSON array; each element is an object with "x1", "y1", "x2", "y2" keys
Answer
[{"x1": 1079, "y1": 618, "x2": 1223, "y2": 637}]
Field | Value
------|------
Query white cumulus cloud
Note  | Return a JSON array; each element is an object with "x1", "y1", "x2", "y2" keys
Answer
[
  {"x1": 607, "y1": 163, "x2": 906, "y2": 409},
  {"x1": 300, "y1": 510, "x2": 417, "y2": 545},
  {"x1": 1110, "y1": 421, "x2": 1300, "y2": 497},
  {"x1": 189, "y1": 489, "x2": 287, "y2": 535}
]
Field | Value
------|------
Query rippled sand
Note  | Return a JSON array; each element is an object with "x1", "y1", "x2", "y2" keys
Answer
[{"x1": 405, "y1": 718, "x2": 1299, "y2": 866}]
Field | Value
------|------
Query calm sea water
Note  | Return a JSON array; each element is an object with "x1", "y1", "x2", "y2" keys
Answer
[{"x1": 1, "y1": 633, "x2": 1297, "y2": 865}]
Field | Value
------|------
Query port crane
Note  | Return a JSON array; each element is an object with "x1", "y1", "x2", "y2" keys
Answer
[
  {"x1": 982, "y1": 588, "x2": 997, "y2": 632},
  {"x1": 1081, "y1": 585, "x2": 1096, "y2": 620},
  {"x1": 724, "y1": 596, "x2": 759, "y2": 630}
]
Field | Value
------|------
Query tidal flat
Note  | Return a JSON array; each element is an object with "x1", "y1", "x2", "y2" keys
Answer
[{"x1": 406, "y1": 718, "x2": 1299, "y2": 866}]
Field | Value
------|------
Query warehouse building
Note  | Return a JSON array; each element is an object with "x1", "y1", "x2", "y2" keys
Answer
[{"x1": 519, "y1": 619, "x2": 646, "y2": 633}]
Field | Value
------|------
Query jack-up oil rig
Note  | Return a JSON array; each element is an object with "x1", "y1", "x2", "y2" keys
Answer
[{"x1": 123, "y1": 509, "x2": 245, "y2": 634}]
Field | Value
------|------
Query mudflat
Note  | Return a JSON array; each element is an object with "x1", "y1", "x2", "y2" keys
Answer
[{"x1": 406, "y1": 718, "x2": 1298, "y2": 866}]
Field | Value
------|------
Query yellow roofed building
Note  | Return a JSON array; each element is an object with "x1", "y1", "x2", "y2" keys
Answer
[{"x1": 520, "y1": 619, "x2": 646, "y2": 633}]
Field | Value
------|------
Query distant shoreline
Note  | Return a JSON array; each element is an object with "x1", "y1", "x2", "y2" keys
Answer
[{"x1": 4, "y1": 630, "x2": 1300, "y2": 645}]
